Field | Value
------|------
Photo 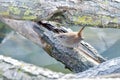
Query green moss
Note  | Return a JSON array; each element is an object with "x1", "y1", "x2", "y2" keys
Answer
[
  {"x1": 0, "y1": 11, "x2": 9, "y2": 15},
  {"x1": 9, "y1": 6, "x2": 21, "y2": 15},
  {"x1": 103, "y1": 0, "x2": 109, "y2": 4},
  {"x1": 73, "y1": 15, "x2": 119, "y2": 27},
  {"x1": 22, "y1": 16, "x2": 37, "y2": 20},
  {"x1": 23, "y1": 9, "x2": 37, "y2": 20},
  {"x1": 74, "y1": 16, "x2": 100, "y2": 26},
  {"x1": 113, "y1": 18, "x2": 118, "y2": 23},
  {"x1": 24, "y1": 9, "x2": 32, "y2": 15},
  {"x1": 0, "y1": 69, "x2": 4, "y2": 76}
]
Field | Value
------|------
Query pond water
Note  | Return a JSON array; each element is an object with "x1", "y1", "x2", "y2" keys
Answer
[{"x1": 0, "y1": 25, "x2": 120, "y2": 74}]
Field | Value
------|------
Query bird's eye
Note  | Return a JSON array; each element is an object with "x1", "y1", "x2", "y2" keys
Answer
[{"x1": 57, "y1": 35, "x2": 66, "y2": 39}]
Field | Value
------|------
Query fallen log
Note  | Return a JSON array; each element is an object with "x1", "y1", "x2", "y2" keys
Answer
[
  {"x1": 0, "y1": 0, "x2": 120, "y2": 28},
  {"x1": 0, "y1": 17, "x2": 106, "y2": 73},
  {"x1": 0, "y1": 55, "x2": 120, "y2": 79}
]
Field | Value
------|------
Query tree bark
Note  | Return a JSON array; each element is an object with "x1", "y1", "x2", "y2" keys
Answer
[
  {"x1": 0, "y1": 0, "x2": 120, "y2": 28},
  {"x1": 0, "y1": 55, "x2": 120, "y2": 79},
  {"x1": 0, "y1": 0, "x2": 119, "y2": 79}
]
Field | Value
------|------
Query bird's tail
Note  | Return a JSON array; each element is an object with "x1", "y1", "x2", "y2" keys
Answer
[{"x1": 77, "y1": 25, "x2": 85, "y2": 37}]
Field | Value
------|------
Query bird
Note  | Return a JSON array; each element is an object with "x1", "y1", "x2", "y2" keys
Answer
[{"x1": 56, "y1": 26, "x2": 85, "y2": 48}]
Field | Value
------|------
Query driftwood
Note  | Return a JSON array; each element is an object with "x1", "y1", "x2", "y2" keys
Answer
[
  {"x1": 0, "y1": 17, "x2": 106, "y2": 73},
  {"x1": 0, "y1": 55, "x2": 120, "y2": 79},
  {"x1": 0, "y1": 0, "x2": 120, "y2": 28}
]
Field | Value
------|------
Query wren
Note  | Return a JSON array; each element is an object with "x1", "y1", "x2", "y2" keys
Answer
[{"x1": 56, "y1": 26, "x2": 85, "y2": 48}]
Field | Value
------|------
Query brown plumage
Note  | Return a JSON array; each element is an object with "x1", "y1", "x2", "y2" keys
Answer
[{"x1": 56, "y1": 26, "x2": 85, "y2": 48}]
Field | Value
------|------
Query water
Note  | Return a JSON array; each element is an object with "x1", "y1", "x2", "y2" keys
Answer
[{"x1": 0, "y1": 26, "x2": 120, "y2": 73}]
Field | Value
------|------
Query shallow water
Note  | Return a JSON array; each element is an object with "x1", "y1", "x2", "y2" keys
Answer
[{"x1": 0, "y1": 26, "x2": 120, "y2": 73}]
